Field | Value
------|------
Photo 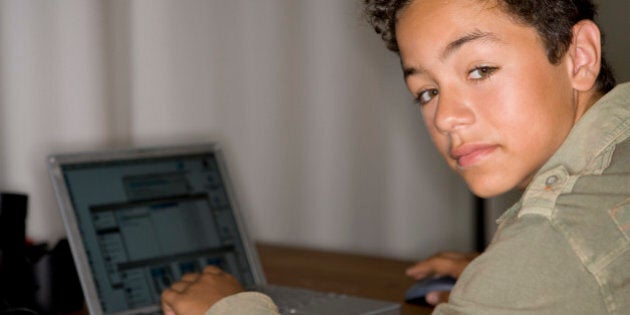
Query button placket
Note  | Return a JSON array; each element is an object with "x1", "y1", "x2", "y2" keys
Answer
[
  {"x1": 545, "y1": 175, "x2": 560, "y2": 190},
  {"x1": 519, "y1": 166, "x2": 570, "y2": 218}
]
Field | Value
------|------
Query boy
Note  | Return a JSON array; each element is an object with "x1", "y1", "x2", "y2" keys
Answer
[{"x1": 161, "y1": 0, "x2": 630, "y2": 314}]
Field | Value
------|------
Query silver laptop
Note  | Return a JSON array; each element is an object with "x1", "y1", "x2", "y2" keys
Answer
[{"x1": 47, "y1": 143, "x2": 400, "y2": 315}]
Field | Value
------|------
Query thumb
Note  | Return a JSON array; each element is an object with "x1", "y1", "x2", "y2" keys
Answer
[{"x1": 425, "y1": 291, "x2": 450, "y2": 306}]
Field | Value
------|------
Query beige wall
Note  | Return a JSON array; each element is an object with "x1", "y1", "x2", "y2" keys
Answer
[
  {"x1": 0, "y1": 0, "x2": 473, "y2": 261},
  {"x1": 597, "y1": 0, "x2": 630, "y2": 82},
  {"x1": 1, "y1": 0, "x2": 626, "y2": 260}
]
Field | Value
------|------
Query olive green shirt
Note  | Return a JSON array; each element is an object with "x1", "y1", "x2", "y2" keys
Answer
[
  {"x1": 206, "y1": 83, "x2": 630, "y2": 315},
  {"x1": 436, "y1": 82, "x2": 630, "y2": 314}
]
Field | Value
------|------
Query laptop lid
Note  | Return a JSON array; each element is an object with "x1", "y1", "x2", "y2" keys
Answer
[{"x1": 48, "y1": 143, "x2": 266, "y2": 315}]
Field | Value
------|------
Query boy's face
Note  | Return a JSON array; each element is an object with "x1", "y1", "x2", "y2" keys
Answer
[{"x1": 397, "y1": 0, "x2": 580, "y2": 197}]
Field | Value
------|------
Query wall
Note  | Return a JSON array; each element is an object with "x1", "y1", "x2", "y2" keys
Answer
[
  {"x1": 1, "y1": 0, "x2": 626, "y2": 261},
  {"x1": 0, "y1": 0, "x2": 473, "y2": 261},
  {"x1": 597, "y1": 0, "x2": 630, "y2": 82}
]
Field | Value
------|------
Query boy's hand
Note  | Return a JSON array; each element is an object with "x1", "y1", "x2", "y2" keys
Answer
[
  {"x1": 161, "y1": 266, "x2": 245, "y2": 315},
  {"x1": 406, "y1": 251, "x2": 480, "y2": 305}
]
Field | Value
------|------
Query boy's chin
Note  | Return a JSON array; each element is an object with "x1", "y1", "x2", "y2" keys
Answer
[{"x1": 464, "y1": 176, "x2": 515, "y2": 198}]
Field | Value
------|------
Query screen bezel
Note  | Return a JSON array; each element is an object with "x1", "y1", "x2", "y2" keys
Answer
[{"x1": 47, "y1": 143, "x2": 266, "y2": 315}]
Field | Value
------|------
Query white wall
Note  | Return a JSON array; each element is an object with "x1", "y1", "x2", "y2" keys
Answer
[
  {"x1": 0, "y1": 0, "x2": 627, "y2": 261},
  {"x1": 126, "y1": 0, "x2": 475, "y2": 259},
  {"x1": 0, "y1": 0, "x2": 473, "y2": 261}
]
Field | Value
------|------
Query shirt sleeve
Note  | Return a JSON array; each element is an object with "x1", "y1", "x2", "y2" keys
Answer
[
  {"x1": 432, "y1": 214, "x2": 607, "y2": 315},
  {"x1": 205, "y1": 291, "x2": 280, "y2": 315}
]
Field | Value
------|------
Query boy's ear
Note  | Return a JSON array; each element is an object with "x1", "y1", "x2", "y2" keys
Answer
[{"x1": 567, "y1": 20, "x2": 602, "y2": 92}]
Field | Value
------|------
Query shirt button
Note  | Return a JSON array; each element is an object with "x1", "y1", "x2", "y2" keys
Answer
[{"x1": 545, "y1": 175, "x2": 559, "y2": 186}]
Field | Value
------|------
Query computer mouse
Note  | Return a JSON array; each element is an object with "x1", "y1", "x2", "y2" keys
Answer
[{"x1": 404, "y1": 276, "x2": 457, "y2": 306}]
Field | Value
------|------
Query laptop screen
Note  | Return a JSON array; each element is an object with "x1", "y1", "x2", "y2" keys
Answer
[{"x1": 56, "y1": 148, "x2": 257, "y2": 314}]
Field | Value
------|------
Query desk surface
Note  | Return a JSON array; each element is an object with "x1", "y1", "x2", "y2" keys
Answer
[{"x1": 257, "y1": 243, "x2": 433, "y2": 315}]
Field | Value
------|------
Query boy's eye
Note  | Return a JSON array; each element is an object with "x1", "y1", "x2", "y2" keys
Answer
[
  {"x1": 468, "y1": 66, "x2": 498, "y2": 80},
  {"x1": 416, "y1": 89, "x2": 439, "y2": 106}
]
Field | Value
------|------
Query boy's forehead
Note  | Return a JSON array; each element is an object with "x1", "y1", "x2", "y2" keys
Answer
[
  {"x1": 398, "y1": 0, "x2": 504, "y2": 25},
  {"x1": 401, "y1": 0, "x2": 502, "y2": 11},
  {"x1": 396, "y1": 0, "x2": 547, "y2": 76},
  {"x1": 396, "y1": 0, "x2": 534, "y2": 51},
  {"x1": 397, "y1": 0, "x2": 497, "y2": 47}
]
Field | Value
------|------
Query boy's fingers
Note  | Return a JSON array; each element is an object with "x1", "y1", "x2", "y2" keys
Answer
[
  {"x1": 181, "y1": 272, "x2": 201, "y2": 282},
  {"x1": 425, "y1": 291, "x2": 451, "y2": 306},
  {"x1": 406, "y1": 251, "x2": 479, "y2": 279},
  {"x1": 161, "y1": 287, "x2": 180, "y2": 305},
  {"x1": 168, "y1": 281, "x2": 191, "y2": 293},
  {"x1": 161, "y1": 297, "x2": 177, "y2": 315},
  {"x1": 203, "y1": 265, "x2": 224, "y2": 275}
]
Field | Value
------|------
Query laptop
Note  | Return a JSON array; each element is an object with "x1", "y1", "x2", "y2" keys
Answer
[{"x1": 47, "y1": 143, "x2": 400, "y2": 315}]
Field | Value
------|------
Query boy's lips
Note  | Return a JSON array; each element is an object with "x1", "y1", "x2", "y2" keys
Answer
[{"x1": 451, "y1": 143, "x2": 499, "y2": 168}]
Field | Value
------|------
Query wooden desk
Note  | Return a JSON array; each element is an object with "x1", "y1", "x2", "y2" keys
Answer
[{"x1": 257, "y1": 243, "x2": 433, "y2": 315}]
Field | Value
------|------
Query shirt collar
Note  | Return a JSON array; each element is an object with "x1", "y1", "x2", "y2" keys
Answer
[
  {"x1": 500, "y1": 83, "x2": 630, "y2": 221},
  {"x1": 537, "y1": 82, "x2": 630, "y2": 177}
]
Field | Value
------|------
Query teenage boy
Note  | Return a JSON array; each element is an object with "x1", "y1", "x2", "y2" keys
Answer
[{"x1": 161, "y1": 0, "x2": 630, "y2": 314}]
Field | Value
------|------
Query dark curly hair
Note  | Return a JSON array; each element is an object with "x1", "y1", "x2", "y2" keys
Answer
[{"x1": 364, "y1": 0, "x2": 616, "y2": 93}]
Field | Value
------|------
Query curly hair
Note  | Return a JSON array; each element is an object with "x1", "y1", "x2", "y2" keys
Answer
[{"x1": 364, "y1": 0, "x2": 616, "y2": 93}]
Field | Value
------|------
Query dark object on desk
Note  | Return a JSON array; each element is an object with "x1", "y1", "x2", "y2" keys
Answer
[
  {"x1": 48, "y1": 239, "x2": 83, "y2": 313},
  {"x1": 0, "y1": 194, "x2": 82, "y2": 315},
  {"x1": 405, "y1": 276, "x2": 457, "y2": 306},
  {"x1": 0, "y1": 300, "x2": 38, "y2": 315},
  {"x1": 31, "y1": 239, "x2": 83, "y2": 315},
  {"x1": 0, "y1": 193, "x2": 39, "y2": 314}
]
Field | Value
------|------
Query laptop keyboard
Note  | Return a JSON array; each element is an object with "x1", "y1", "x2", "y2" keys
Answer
[
  {"x1": 264, "y1": 285, "x2": 346, "y2": 314},
  {"x1": 255, "y1": 285, "x2": 400, "y2": 315}
]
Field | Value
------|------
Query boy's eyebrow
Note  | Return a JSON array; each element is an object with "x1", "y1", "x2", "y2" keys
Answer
[
  {"x1": 402, "y1": 30, "x2": 502, "y2": 79},
  {"x1": 442, "y1": 30, "x2": 501, "y2": 60},
  {"x1": 402, "y1": 62, "x2": 419, "y2": 79}
]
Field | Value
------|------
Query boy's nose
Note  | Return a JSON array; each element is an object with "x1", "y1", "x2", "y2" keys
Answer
[{"x1": 433, "y1": 91, "x2": 475, "y2": 133}]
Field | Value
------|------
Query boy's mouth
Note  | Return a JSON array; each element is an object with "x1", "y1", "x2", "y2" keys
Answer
[{"x1": 451, "y1": 143, "x2": 499, "y2": 168}]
